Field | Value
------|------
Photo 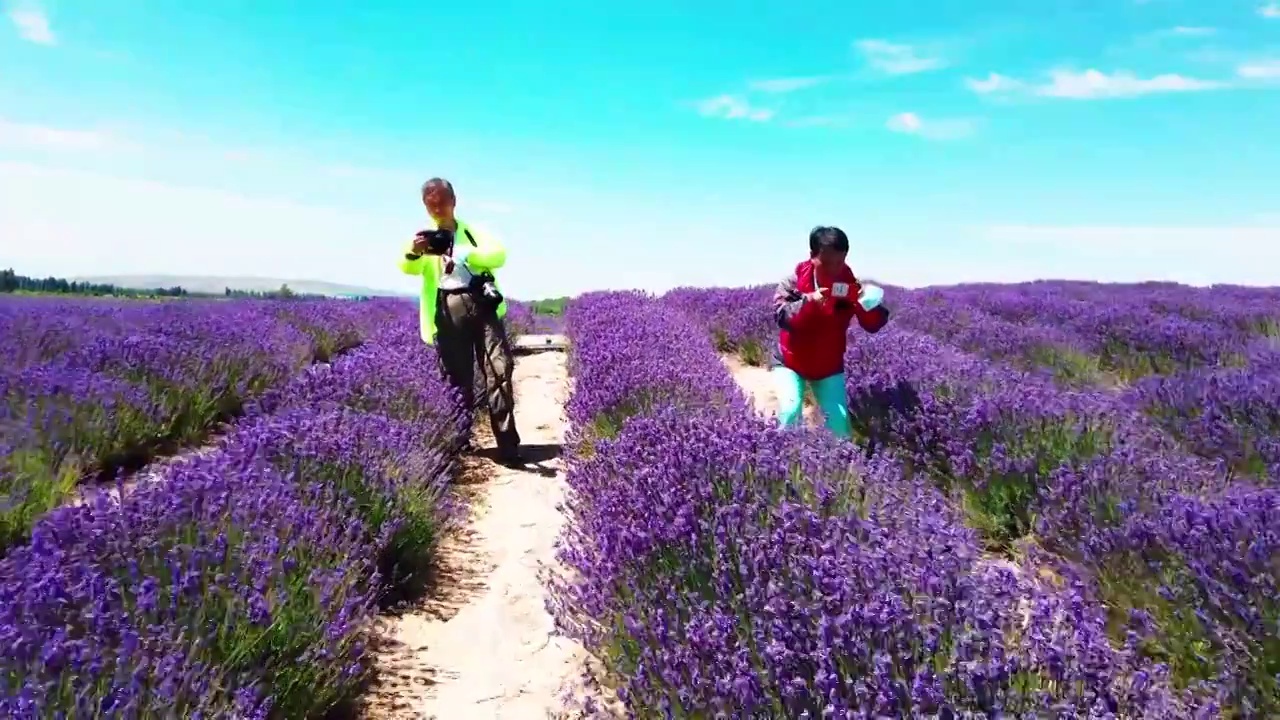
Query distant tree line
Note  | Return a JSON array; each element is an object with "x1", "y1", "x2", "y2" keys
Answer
[
  {"x1": 222, "y1": 284, "x2": 332, "y2": 300},
  {"x1": 0, "y1": 268, "x2": 189, "y2": 298},
  {"x1": 1, "y1": 269, "x2": 340, "y2": 301},
  {"x1": 529, "y1": 296, "x2": 569, "y2": 316}
]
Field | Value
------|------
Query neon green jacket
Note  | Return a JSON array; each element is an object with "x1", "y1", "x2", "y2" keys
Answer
[{"x1": 398, "y1": 218, "x2": 509, "y2": 345}]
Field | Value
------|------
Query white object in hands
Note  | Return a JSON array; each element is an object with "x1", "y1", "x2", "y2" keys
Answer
[
  {"x1": 831, "y1": 282, "x2": 851, "y2": 298},
  {"x1": 858, "y1": 283, "x2": 884, "y2": 311}
]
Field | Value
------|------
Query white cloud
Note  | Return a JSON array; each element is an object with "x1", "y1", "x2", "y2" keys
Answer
[
  {"x1": 747, "y1": 76, "x2": 828, "y2": 93},
  {"x1": 0, "y1": 161, "x2": 407, "y2": 287},
  {"x1": 885, "y1": 112, "x2": 975, "y2": 140},
  {"x1": 965, "y1": 72, "x2": 1023, "y2": 94},
  {"x1": 980, "y1": 224, "x2": 1280, "y2": 286},
  {"x1": 0, "y1": 117, "x2": 501, "y2": 206},
  {"x1": 0, "y1": 119, "x2": 117, "y2": 150},
  {"x1": 1237, "y1": 59, "x2": 1280, "y2": 78},
  {"x1": 854, "y1": 39, "x2": 946, "y2": 75},
  {"x1": 694, "y1": 94, "x2": 775, "y2": 122},
  {"x1": 886, "y1": 112, "x2": 923, "y2": 133},
  {"x1": 0, "y1": 160, "x2": 525, "y2": 293},
  {"x1": 1168, "y1": 25, "x2": 1216, "y2": 35},
  {"x1": 968, "y1": 67, "x2": 1232, "y2": 100},
  {"x1": 1260, "y1": 3, "x2": 1280, "y2": 19},
  {"x1": 0, "y1": 118, "x2": 609, "y2": 299},
  {"x1": 1035, "y1": 68, "x2": 1223, "y2": 98},
  {"x1": 6, "y1": 4, "x2": 55, "y2": 45}
]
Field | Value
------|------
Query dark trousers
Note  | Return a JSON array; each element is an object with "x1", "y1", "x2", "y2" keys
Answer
[{"x1": 435, "y1": 290, "x2": 521, "y2": 453}]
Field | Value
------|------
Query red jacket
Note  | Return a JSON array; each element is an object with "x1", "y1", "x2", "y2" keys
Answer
[{"x1": 771, "y1": 259, "x2": 889, "y2": 381}]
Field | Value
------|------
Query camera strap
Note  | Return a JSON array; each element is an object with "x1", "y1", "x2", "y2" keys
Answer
[{"x1": 458, "y1": 226, "x2": 491, "y2": 282}]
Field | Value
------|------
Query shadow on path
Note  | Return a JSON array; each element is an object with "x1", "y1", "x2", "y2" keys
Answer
[{"x1": 472, "y1": 442, "x2": 562, "y2": 479}]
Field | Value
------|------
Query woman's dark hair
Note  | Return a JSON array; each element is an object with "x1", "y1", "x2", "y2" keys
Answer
[{"x1": 809, "y1": 226, "x2": 850, "y2": 257}]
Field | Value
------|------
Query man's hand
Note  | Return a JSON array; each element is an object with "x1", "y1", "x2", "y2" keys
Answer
[
  {"x1": 803, "y1": 287, "x2": 827, "y2": 303},
  {"x1": 411, "y1": 233, "x2": 432, "y2": 255}
]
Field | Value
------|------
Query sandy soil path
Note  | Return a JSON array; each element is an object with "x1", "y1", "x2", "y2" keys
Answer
[
  {"x1": 722, "y1": 355, "x2": 817, "y2": 424},
  {"x1": 363, "y1": 348, "x2": 610, "y2": 720}
]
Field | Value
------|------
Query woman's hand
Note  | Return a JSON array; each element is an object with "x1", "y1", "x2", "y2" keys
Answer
[{"x1": 803, "y1": 287, "x2": 827, "y2": 303}]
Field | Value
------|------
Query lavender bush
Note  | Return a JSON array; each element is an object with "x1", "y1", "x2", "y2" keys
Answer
[
  {"x1": 0, "y1": 295, "x2": 464, "y2": 716},
  {"x1": 505, "y1": 299, "x2": 536, "y2": 339},
  {"x1": 670, "y1": 280, "x2": 1278, "y2": 714},
  {"x1": 670, "y1": 282, "x2": 1280, "y2": 386},
  {"x1": 564, "y1": 291, "x2": 750, "y2": 435},
  {"x1": 1123, "y1": 364, "x2": 1280, "y2": 482},
  {"x1": 554, "y1": 289, "x2": 1192, "y2": 717},
  {"x1": 662, "y1": 285, "x2": 774, "y2": 365},
  {"x1": 0, "y1": 296, "x2": 405, "y2": 548},
  {"x1": 841, "y1": 329, "x2": 1231, "y2": 546},
  {"x1": 0, "y1": 447, "x2": 379, "y2": 718},
  {"x1": 1089, "y1": 486, "x2": 1280, "y2": 714}
]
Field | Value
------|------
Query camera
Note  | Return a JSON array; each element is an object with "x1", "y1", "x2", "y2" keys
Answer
[
  {"x1": 474, "y1": 272, "x2": 504, "y2": 307},
  {"x1": 416, "y1": 228, "x2": 454, "y2": 255}
]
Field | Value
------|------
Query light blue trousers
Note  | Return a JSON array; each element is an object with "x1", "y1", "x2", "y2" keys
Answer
[{"x1": 772, "y1": 366, "x2": 851, "y2": 437}]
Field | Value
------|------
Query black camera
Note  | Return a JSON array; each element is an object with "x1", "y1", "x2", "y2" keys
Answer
[
  {"x1": 473, "y1": 272, "x2": 504, "y2": 307},
  {"x1": 416, "y1": 228, "x2": 454, "y2": 255}
]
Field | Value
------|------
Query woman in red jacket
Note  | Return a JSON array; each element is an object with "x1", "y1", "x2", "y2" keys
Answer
[{"x1": 770, "y1": 226, "x2": 889, "y2": 436}]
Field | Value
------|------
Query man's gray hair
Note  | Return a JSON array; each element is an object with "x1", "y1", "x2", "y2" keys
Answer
[{"x1": 421, "y1": 177, "x2": 455, "y2": 199}]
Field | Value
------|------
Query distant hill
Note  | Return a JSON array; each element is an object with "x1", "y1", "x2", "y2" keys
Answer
[{"x1": 74, "y1": 275, "x2": 410, "y2": 298}]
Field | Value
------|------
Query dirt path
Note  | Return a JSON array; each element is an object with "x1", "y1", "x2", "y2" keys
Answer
[
  {"x1": 722, "y1": 355, "x2": 817, "y2": 424},
  {"x1": 363, "y1": 349, "x2": 610, "y2": 720}
]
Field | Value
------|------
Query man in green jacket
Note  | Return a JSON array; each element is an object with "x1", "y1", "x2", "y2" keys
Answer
[{"x1": 400, "y1": 177, "x2": 522, "y2": 466}]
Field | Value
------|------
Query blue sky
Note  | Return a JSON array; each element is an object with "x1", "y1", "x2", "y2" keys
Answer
[{"x1": 1, "y1": 0, "x2": 1278, "y2": 298}]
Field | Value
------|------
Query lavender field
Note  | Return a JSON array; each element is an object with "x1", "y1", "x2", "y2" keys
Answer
[
  {"x1": 0, "y1": 295, "x2": 469, "y2": 716},
  {"x1": 2, "y1": 281, "x2": 1278, "y2": 718},
  {"x1": 557, "y1": 282, "x2": 1280, "y2": 718}
]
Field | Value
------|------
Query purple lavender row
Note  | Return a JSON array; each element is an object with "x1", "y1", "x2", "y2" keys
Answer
[
  {"x1": 670, "y1": 283, "x2": 1280, "y2": 496},
  {"x1": 663, "y1": 282, "x2": 1278, "y2": 709},
  {"x1": 562, "y1": 290, "x2": 752, "y2": 432},
  {"x1": 844, "y1": 328, "x2": 1277, "y2": 712},
  {"x1": 0, "y1": 304, "x2": 466, "y2": 718},
  {"x1": 662, "y1": 286, "x2": 775, "y2": 365},
  {"x1": 1121, "y1": 363, "x2": 1280, "y2": 482},
  {"x1": 669, "y1": 282, "x2": 1280, "y2": 384},
  {"x1": 553, "y1": 291, "x2": 1188, "y2": 717},
  {"x1": 0, "y1": 296, "x2": 405, "y2": 548},
  {"x1": 899, "y1": 288, "x2": 1280, "y2": 382},
  {"x1": 841, "y1": 329, "x2": 1225, "y2": 542},
  {"x1": 531, "y1": 312, "x2": 566, "y2": 334},
  {"x1": 973, "y1": 286, "x2": 1280, "y2": 710},
  {"x1": 503, "y1": 300, "x2": 536, "y2": 338},
  {"x1": 890, "y1": 297, "x2": 1110, "y2": 387},
  {"x1": 962, "y1": 280, "x2": 1280, "y2": 339},
  {"x1": 890, "y1": 293, "x2": 1280, "y2": 485},
  {"x1": 931, "y1": 283, "x2": 1278, "y2": 377},
  {"x1": 501, "y1": 300, "x2": 565, "y2": 336}
]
